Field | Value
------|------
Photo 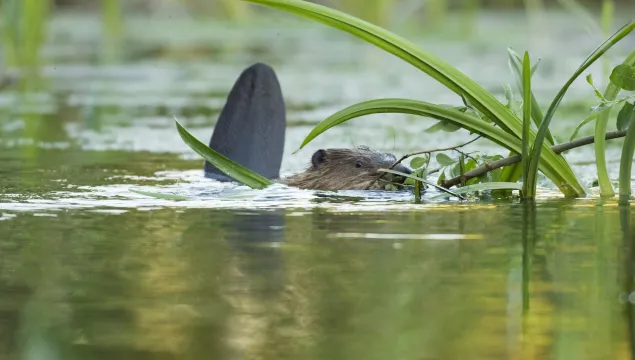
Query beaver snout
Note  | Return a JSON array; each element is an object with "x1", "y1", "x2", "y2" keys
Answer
[{"x1": 383, "y1": 163, "x2": 413, "y2": 184}]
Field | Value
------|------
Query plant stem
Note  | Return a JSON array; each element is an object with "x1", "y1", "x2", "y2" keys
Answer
[
  {"x1": 365, "y1": 136, "x2": 481, "y2": 189},
  {"x1": 595, "y1": 50, "x2": 635, "y2": 197},
  {"x1": 441, "y1": 130, "x2": 627, "y2": 189},
  {"x1": 619, "y1": 115, "x2": 635, "y2": 201}
]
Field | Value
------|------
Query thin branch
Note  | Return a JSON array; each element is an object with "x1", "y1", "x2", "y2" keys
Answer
[
  {"x1": 364, "y1": 136, "x2": 481, "y2": 190},
  {"x1": 441, "y1": 130, "x2": 627, "y2": 188}
]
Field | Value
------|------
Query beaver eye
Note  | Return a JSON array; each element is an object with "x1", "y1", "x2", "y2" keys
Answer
[{"x1": 355, "y1": 160, "x2": 362, "y2": 168}]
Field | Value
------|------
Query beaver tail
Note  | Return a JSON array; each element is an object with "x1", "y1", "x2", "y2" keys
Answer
[{"x1": 205, "y1": 63, "x2": 286, "y2": 181}]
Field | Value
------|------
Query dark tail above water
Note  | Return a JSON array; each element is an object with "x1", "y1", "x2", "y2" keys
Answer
[{"x1": 205, "y1": 63, "x2": 286, "y2": 181}]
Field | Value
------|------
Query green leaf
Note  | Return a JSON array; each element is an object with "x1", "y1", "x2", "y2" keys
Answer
[
  {"x1": 610, "y1": 64, "x2": 635, "y2": 91},
  {"x1": 507, "y1": 48, "x2": 554, "y2": 145},
  {"x1": 521, "y1": 51, "x2": 533, "y2": 198},
  {"x1": 425, "y1": 120, "x2": 461, "y2": 133},
  {"x1": 569, "y1": 110, "x2": 602, "y2": 141},
  {"x1": 436, "y1": 153, "x2": 455, "y2": 166},
  {"x1": 129, "y1": 188, "x2": 191, "y2": 201},
  {"x1": 409, "y1": 156, "x2": 429, "y2": 169},
  {"x1": 379, "y1": 168, "x2": 466, "y2": 200},
  {"x1": 586, "y1": 73, "x2": 606, "y2": 100},
  {"x1": 503, "y1": 83, "x2": 514, "y2": 110},
  {"x1": 527, "y1": 22, "x2": 635, "y2": 198},
  {"x1": 617, "y1": 101, "x2": 635, "y2": 131},
  {"x1": 174, "y1": 117, "x2": 274, "y2": 189}
]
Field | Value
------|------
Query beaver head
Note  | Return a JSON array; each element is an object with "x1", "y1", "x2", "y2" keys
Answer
[{"x1": 282, "y1": 146, "x2": 413, "y2": 191}]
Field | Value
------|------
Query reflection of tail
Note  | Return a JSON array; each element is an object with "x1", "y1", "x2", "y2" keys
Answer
[{"x1": 205, "y1": 63, "x2": 286, "y2": 181}]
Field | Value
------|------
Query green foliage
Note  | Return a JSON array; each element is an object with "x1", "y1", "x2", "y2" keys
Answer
[
  {"x1": 617, "y1": 102, "x2": 635, "y2": 131},
  {"x1": 595, "y1": 50, "x2": 635, "y2": 197},
  {"x1": 610, "y1": 64, "x2": 635, "y2": 91},
  {"x1": 521, "y1": 51, "x2": 534, "y2": 198},
  {"x1": 243, "y1": 0, "x2": 587, "y2": 197},
  {"x1": 619, "y1": 103, "x2": 635, "y2": 200},
  {"x1": 409, "y1": 155, "x2": 429, "y2": 169},
  {"x1": 526, "y1": 22, "x2": 635, "y2": 199},
  {"x1": 379, "y1": 168, "x2": 465, "y2": 199},
  {"x1": 174, "y1": 118, "x2": 274, "y2": 189},
  {"x1": 507, "y1": 48, "x2": 552, "y2": 145},
  {"x1": 569, "y1": 66, "x2": 635, "y2": 141},
  {"x1": 1, "y1": 0, "x2": 50, "y2": 68}
]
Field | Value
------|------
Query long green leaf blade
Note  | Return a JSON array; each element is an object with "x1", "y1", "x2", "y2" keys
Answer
[
  {"x1": 527, "y1": 22, "x2": 635, "y2": 198},
  {"x1": 243, "y1": 0, "x2": 521, "y2": 137},
  {"x1": 508, "y1": 47, "x2": 554, "y2": 145},
  {"x1": 174, "y1": 118, "x2": 274, "y2": 189},
  {"x1": 521, "y1": 51, "x2": 534, "y2": 198}
]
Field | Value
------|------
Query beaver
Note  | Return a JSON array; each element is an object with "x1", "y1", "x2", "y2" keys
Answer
[{"x1": 204, "y1": 63, "x2": 412, "y2": 191}]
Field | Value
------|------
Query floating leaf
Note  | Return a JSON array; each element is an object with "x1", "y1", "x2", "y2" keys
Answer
[
  {"x1": 610, "y1": 64, "x2": 635, "y2": 91},
  {"x1": 436, "y1": 153, "x2": 455, "y2": 166},
  {"x1": 617, "y1": 101, "x2": 635, "y2": 131}
]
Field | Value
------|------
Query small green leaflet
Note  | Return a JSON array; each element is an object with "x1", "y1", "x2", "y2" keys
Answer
[
  {"x1": 409, "y1": 155, "x2": 429, "y2": 169},
  {"x1": 617, "y1": 101, "x2": 635, "y2": 131},
  {"x1": 436, "y1": 153, "x2": 455, "y2": 166},
  {"x1": 425, "y1": 120, "x2": 461, "y2": 133},
  {"x1": 569, "y1": 111, "x2": 602, "y2": 141},
  {"x1": 610, "y1": 64, "x2": 635, "y2": 91}
]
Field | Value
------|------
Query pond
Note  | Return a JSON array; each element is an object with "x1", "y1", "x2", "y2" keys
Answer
[{"x1": 1, "y1": 9, "x2": 635, "y2": 360}]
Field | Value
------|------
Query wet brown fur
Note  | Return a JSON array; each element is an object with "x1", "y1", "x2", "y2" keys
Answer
[{"x1": 280, "y1": 146, "x2": 410, "y2": 191}]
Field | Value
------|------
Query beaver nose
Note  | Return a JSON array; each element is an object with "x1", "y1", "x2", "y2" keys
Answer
[
  {"x1": 385, "y1": 163, "x2": 413, "y2": 185},
  {"x1": 394, "y1": 163, "x2": 413, "y2": 175}
]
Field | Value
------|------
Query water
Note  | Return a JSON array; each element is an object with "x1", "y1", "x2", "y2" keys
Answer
[{"x1": 1, "y1": 9, "x2": 635, "y2": 360}]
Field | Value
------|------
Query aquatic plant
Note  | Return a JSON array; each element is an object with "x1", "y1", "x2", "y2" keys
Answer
[
  {"x1": 174, "y1": 0, "x2": 635, "y2": 201},
  {"x1": 0, "y1": 0, "x2": 50, "y2": 69}
]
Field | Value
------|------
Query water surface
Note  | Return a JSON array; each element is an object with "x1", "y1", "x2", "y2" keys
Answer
[{"x1": 1, "y1": 10, "x2": 635, "y2": 360}]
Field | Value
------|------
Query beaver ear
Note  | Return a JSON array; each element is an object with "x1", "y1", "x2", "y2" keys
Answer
[{"x1": 311, "y1": 149, "x2": 326, "y2": 168}]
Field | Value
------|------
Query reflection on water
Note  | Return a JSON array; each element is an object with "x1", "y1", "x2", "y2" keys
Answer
[{"x1": 0, "y1": 201, "x2": 634, "y2": 359}]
